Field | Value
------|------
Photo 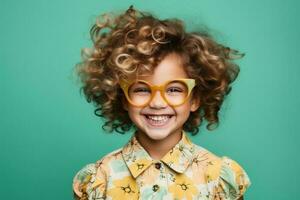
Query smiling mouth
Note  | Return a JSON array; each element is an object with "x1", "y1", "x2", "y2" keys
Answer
[{"x1": 143, "y1": 115, "x2": 174, "y2": 127}]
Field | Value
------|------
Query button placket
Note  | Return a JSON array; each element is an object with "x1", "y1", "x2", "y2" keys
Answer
[
  {"x1": 155, "y1": 162, "x2": 161, "y2": 170},
  {"x1": 152, "y1": 184, "x2": 160, "y2": 192},
  {"x1": 154, "y1": 161, "x2": 168, "y2": 181}
]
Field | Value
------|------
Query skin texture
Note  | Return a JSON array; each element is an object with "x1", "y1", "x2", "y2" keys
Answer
[{"x1": 122, "y1": 52, "x2": 200, "y2": 160}]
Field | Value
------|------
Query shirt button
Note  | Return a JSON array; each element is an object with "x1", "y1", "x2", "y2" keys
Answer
[
  {"x1": 155, "y1": 162, "x2": 161, "y2": 169},
  {"x1": 152, "y1": 184, "x2": 159, "y2": 192}
]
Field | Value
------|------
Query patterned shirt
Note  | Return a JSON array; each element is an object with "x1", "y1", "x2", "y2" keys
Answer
[{"x1": 72, "y1": 130, "x2": 251, "y2": 200}]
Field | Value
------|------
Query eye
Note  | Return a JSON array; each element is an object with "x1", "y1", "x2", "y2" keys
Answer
[
  {"x1": 133, "y1": 88, "x2": 151, "y2": 93},
  {"x1": 167, "y1": 87, "x2": 183, "y2": 93}
]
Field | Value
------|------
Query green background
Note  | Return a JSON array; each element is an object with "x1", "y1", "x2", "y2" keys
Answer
[{"x1": 1, "y1": 0, "x2": 299, "y2": 199}]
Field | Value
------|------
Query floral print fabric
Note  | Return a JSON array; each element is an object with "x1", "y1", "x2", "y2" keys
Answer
[{"x1": 73, "y1": 131, "x2": 251, "y2": 200}]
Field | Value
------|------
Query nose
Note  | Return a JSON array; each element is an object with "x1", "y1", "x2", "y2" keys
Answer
[{"x1": 148, "y1": 90, "x2": 168, "y2": 108}]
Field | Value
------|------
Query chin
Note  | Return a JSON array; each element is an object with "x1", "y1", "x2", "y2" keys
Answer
[
  {"x1": 148, "y1": 134, "x2": 168, "y2": 141},
  {"x1": 149, "y1": 127, "x2": 178, "y2": 139},
  {"x1": 138, "y1": 127, "x2": 170, "y2": 141}
]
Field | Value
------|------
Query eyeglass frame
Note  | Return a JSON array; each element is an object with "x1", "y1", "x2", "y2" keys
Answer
[{"x1": 119, "y1": 78, "x2": 196, "y2": 107}]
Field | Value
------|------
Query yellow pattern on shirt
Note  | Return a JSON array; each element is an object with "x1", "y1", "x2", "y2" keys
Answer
[{"x1": 72, "y1": 130, "x2": 251, "y2": 200}]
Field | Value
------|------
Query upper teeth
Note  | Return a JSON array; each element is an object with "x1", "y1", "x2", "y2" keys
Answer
[{"x1": 147, "y1": 115, "x2": 170, "y2": 120}]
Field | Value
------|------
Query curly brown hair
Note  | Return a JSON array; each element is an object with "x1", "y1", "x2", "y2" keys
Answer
[{"x1": 73, "y1": 5, "x2": 244, "y2": 135}]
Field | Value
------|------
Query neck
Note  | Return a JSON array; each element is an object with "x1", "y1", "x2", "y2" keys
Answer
[{"x1": 135, "y1": 129, "x2": 183, "y2": 160}]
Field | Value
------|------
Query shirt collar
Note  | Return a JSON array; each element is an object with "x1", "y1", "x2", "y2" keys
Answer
[{"x1": 121, "y1": 130, "x2": 196, "y2": 178}]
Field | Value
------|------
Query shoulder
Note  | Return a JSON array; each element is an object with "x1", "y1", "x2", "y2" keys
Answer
[
  {"x1": 72, "y1": 147, "x2": 123, "y2": 199},
  {"x1": 95, "y1": 147, "x2": 124, "y2": 168},
  {"x1": 191, "y1": 143, "x2": 222, "y2": 172},
  {"x1": 192, "y1": 144, "x2": 251, "y2": 199},
  {"x1": 215, "y1": 156, "x2": 251, "y2": 199}
]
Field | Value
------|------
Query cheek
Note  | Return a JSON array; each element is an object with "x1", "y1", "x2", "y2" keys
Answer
[
  {"x1": 175, "y1": 104, "x2": 193, "y2": 121},
  {"x1": 127, "y1": 107, "x2": 141, "y2": 121}
]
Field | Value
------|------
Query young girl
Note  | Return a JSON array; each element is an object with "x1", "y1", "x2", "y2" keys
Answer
[{"x1": 72, "y1": 5, "x2": 251, "y2": 200}]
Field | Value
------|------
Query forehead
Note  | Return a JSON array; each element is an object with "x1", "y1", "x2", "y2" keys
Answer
[{"x1": 137, "y1": 53, "x2": 188, "y2": 84}]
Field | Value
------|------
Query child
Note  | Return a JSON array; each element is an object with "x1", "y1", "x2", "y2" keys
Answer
[{"x1": 72, "y1": 5, "x2": 251, "y2": 200}]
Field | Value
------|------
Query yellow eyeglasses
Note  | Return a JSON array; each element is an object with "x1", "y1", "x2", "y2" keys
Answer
[{"x1": 119, "y1": 78, "x2": 196, "y2": 107}]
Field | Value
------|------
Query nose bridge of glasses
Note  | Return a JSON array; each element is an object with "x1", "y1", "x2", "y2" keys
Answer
[{"x1": 150, "y1": 85, "x2": 167, "y2": 103}]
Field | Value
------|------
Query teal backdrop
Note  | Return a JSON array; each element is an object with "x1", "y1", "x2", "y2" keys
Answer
[{"x1": 1, "y1": 0, "x2": 299, "y2": 199}]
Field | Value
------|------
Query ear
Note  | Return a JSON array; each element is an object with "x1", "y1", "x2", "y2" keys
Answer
[
  {"x1": 122, "y1": 96, "x2": 128, "y2": 111},
  {"x1": 190, "y1": 95, "x2": 201, "y2": 112}
]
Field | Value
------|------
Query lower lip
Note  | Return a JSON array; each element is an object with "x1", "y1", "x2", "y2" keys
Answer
[{"x1": 143, "y1": 115, "x2": 174, "y2": 128}]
